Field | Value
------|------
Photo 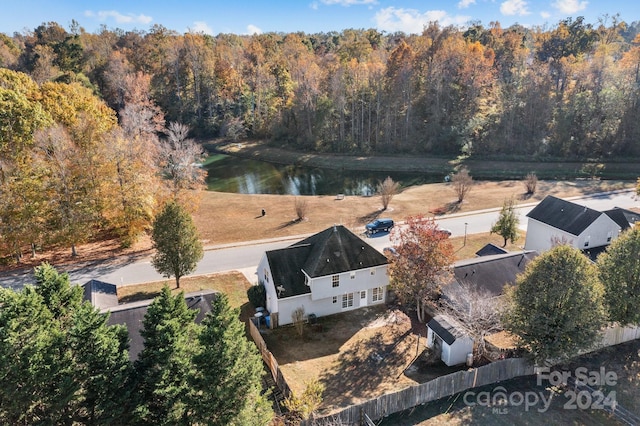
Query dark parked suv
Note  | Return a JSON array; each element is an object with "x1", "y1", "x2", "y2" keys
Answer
[{"x1": 366, "y1": 218, "x2": 394, "y2": 234}]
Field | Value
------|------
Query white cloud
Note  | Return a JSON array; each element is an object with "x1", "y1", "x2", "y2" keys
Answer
[
  {"x1": 246, "y1": 24, "x2": 263, "y2": 35},
  {"x1": 458, "y1": 0, "x2": 476, "y2": 9},
  {"x1": 84, "y1": 10, "x2": 152, "y2": 25},
  {"x1": 190, "y1": 21, "x2": 213, "y2": 35},
  {"x1": 552, "y1": 0, "x2": 588, "y2": 14},
  {"x1": 540, "y1": 11, "x2": 551, "y2": 19},
  {"x1": 374, "y1": 7, "x2": 470, "y2": 34},
  {"x1": 320, "y1": 0, "x2": 378, "y2": 5},
  {"x1": 310, "y1": 2, "x2": 319, "y2": 10},
  {"x1": 500, "y1": 0, "x2": 530, "y2": 16}
]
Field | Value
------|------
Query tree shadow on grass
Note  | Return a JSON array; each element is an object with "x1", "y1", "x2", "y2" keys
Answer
[
  {"x1": 317, "y1": 327, "x2": 415, "y2": 410},
  {"x1": 274, "y1": 218, "x2": 304, "y2": 230},
  {"x1": 358, "y1": 210, "x2": 383, "y2": 225},
  {"x1": 429, "y1": 202, "x2": 461, "y2": 216}
]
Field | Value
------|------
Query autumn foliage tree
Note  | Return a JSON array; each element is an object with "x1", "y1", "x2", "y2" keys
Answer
[{"x1": 388, "y1": 215, "x2": 455, "y2": 322}]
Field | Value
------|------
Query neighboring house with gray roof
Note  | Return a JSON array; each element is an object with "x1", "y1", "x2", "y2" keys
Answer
[
  {"x1": 524, "y1": 195, "x2": 622, "y2": 252},
  {"x1": 257, "y1": 225, "x2": 389, "y2": 328},
  {"x1": 444, "y1": 251, "x2": 538, "y2": 301},
  {"x1": 82, "y1": 283, "x2": 218, "y2": 360}
]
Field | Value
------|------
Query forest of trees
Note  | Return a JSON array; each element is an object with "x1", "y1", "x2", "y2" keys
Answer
[
  {"x1": 1, "y1": 16, "x2": 640, "y2": 159},
  {"x1": 2, "y1": 16, "x2": 640, "y2": 260}
]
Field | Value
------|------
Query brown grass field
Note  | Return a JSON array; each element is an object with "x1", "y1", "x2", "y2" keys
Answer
[{"x1": 2, "y1": 177, "x2": 632, "y2": 272}]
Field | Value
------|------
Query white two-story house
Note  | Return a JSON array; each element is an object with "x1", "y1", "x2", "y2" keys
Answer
[
  {"x1": 256, "y1": 225, "x2": 389, "y2": 328},
  {"x1": 524, "y1": 195, "x2": 623, "y2": 254}
]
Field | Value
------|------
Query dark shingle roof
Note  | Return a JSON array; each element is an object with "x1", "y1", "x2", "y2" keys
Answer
[
  {"x1": 265, "y1": 244, "x2": 313, "y2": 299},
  {"x1": 450, "y1": 251, "x2": 538, "y2": 298},
  {"x1": 265, "y1": 225, "x2": 388, "y2": 299},
  {"x1": 475, "y1": 243, "x2": 508, "y2": 257},
  {"x1": 428, "y1": 314, "x2": 468, "y2": 345},
  {"x1": 603, "y1": 208, "x2": 639, "y2": 230},
  {"x1": 526, "y1": 195, "x2": 602, "y2": 236},
  {"x1": 82, "y1": 279, "x2": 119, "y2": 309},
  {"x1": 104, "y1": 290, "x2": 218, "y2": 360}
]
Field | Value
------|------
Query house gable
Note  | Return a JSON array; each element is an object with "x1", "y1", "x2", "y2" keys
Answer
[
  {"x1": 603, "y1": 207, "x2": 640, "y2": 231},
  {"x1": 264, "y1": 225, "x2": 388, "y2": 300},
  {"x1": 264, "y1": 244, "x2": 313, "y2": 299},
  {"x1": 526, "y1": 195, "x2": 602, "y2": 236}
]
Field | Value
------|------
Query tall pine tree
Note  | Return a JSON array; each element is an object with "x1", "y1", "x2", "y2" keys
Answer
[
  {"x1": 188, "y1": 293, "x2": 272, "y2": 425},
  {"x1": 133, "y1": 286, "x2": 198, "y2": 424}
]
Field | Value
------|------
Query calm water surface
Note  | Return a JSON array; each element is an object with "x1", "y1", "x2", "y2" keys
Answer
[{"x1": 204, "y1": 154, "x2": 442, "y2": 195}]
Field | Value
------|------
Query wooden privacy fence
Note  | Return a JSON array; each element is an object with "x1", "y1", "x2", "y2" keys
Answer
[
  {"x1": 247, "y1": 319, "x2": 291, "y2": 398},
  {"x1": 302, "y1": 358, "x2": 534, "y2": 426}
]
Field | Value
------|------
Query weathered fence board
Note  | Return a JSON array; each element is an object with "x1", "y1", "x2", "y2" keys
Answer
[
  {"x1": 302, "y1": 358, "x2": 534, "y2": 426},
  {"x1": 247, "y1": 319, "x2": 292, "y2": 398}
]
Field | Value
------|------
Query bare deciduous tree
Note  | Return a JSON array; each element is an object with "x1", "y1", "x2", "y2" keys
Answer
[
  {"x1": 295, "y1": 197, "x2": 308, "y2": 221},
  {"x1": 377, "y1": 176, "x2": 400, "y2": 210},
  {"x1": 452, "y1": 167, "x2": 473, "y2": 203},
  {"x1": 157, "y1": 122, "x2": 206, "y2": 203},
  {"x1": 524, "y1": 172, "x2": 538, "y2": 195},
  {"x1": 440, "y1": 281, "x2": 504, "y2": 361}
]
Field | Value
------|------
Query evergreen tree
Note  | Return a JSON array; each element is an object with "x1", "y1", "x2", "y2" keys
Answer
[
  {"x1": 151, "y1": 201, "x2": 204, "y2": 289},
  {"x1": 503, "y1": 245, "x2": 605, "y2": 363},
  {"x1": 0, "y1": 264, "x2": 132, "y2": 424},
  {"x1": 133, "y1": 286, "x2": 198, "y2": 424},
  {"x1": 490, "y1": 197, "x2": 519, "y2": 247},
  {"x1": 188, "y1": 293, "x2": 273, "y2": 426},
  {"x1": 598, "y1": 227, "x2": 640, "y2": 325}
]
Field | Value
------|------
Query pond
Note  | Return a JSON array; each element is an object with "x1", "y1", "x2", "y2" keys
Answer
[{"x1": 204, "y1": 153, "x2": 443, "y2": 195}]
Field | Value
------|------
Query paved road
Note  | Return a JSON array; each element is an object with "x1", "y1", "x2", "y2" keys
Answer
[{"x1": 1, "y1": 189, "x2": 636, "y2": 290}]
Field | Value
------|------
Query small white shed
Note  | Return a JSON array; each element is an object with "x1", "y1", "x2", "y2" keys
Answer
[{"x1": 427, "y1": 314, "x2": 474, "y2": 366}]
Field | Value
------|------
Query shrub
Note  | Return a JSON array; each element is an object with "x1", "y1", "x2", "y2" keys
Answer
[{"x1": 247, "y1": 282, "x2": 266, "y2": 308}]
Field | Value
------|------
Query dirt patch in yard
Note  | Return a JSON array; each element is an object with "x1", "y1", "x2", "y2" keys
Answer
[{"x1": 261, "y1": 304, "x2": 431, "y2": 415}]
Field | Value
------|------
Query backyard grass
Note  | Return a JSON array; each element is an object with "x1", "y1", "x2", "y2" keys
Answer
[{"x1": 261, "y1": 305, "x2": 445, "y2": 416}]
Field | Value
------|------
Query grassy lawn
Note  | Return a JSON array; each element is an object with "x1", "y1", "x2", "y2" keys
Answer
[
  {"x1": 117, "y1": 271, "x2": 253, "y2": 314},
  {"x1": 261, "y1": 305, "x2": 426, "y2": 416}
]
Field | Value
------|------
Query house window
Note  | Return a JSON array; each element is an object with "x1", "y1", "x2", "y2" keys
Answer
[
  {"x1": 372, "y1": 287, "x2": 384, "y2": 302},
  {"x1": 584, "y1": 236, "x2": 590, "y2": 247},
  {"x1": 607, "y1": 231, "x2": 612, "y2": 243},
  {"x1": 332, "y1": 296, "x2": 337, "y2": 304},
  {"x1": 263, "y1": 268, "x2": 269, "y2": 283},
  {"x1": 332, "y1": 275, "x2": 340, "y2": 287},
  {"x1": 350, "y1": 272, "x2": 356, "y2": 280},
  {"x1": 360, "y1": 290, "x2": 366, "y2": 299},
  {"x1": 370, "y1": 268, "x2": 376, "y2": 275},
  {"x1": 342, "y1": 293, "x2": 354, "y2": 308}
]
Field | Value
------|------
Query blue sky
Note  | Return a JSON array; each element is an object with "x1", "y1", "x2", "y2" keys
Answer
[{"x1": 1, "y1": 0, "x2": 638, "y2": 36}]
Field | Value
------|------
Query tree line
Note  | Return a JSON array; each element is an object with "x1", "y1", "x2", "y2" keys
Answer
[
  {"x1": 0, "y1": 67, "x2": 205, "y2": 261},
  {"x1": 2, "y1": 16, "x2": 640, "y2": 158},
  {"x1": 0, "y1": 263, "x2": 272, "y2": 425}
]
